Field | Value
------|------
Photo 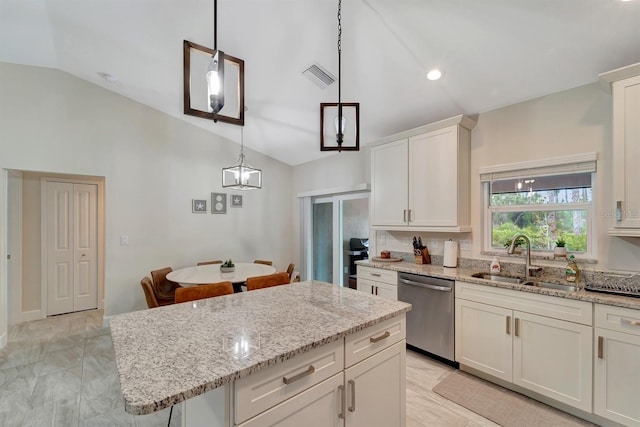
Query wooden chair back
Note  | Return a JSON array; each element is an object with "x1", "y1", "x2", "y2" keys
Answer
[
  {"x1": 150, "y1": 267, "x2": 181, "y2": 301},
  {"x1": 197, "y1": 260, "x2": 223, "y2": 266},
  {"x1": 286, "y1": 263, "x2": 295, "y2": 282},
  {"x1": 141, "y1": 276, "x2": 172, "y2": 308},
  {"x1": 175, "y1": 281, "x2": 234, "y2": 303},
  {"x1": 253, "y1": 259, "x2": 273, "y2": 266},
  {"x1": 246, "y1": 272, "x2": 291, "y2": 291}
]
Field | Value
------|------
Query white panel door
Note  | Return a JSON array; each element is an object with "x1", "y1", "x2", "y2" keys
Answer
[
  {"x1": 73, "y1": 183, "x2": 98, "y2": 311},
  {"x1": 47, "y1": 182, "x2": 74, "y2": 315},
  {"x1": 46, "y1": 181, "x2": 98, "y2": 315}
]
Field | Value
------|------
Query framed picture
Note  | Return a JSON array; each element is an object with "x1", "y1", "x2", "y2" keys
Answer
[
  {"x1": 231, "y1": 194, "x2": 243, "y2": 208},
  {"x1": 211, "y1": 192, "x2": 227, "y2": 214},
  {"x1": 192, "y1": 199, "x2": 207, "y2": 213}
]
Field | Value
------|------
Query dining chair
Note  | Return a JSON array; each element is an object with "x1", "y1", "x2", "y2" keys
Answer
[
  {"x1": 286, "y1": 263, "x2": 295, "y2": 282},
  {"x1": 246, "y1": 272, "x2": 291, "y2": 291},
  {"x1": 253, "y1": 259, "x2": 273, "y2": 266},
  {"x1": 175, "y1": 281, "x2": 234, "y2": 303},
  {"x1": 150, "y1": 267, "x2": 182, "y2": 303},
  {"x1": 140, "y1": 276, "x2": 173, "y2": 308},
  {"x1": 197, "y1": 260, "x2": 223, "y2": 266}
]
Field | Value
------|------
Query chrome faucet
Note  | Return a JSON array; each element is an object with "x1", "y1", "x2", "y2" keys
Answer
[{"x1": 507, "y1": 234, "x2": 541, "y2": 278}]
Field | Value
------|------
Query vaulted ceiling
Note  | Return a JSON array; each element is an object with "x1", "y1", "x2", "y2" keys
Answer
[{"x1": 2, "y1": 0, "x2": 639, "y2": 165}]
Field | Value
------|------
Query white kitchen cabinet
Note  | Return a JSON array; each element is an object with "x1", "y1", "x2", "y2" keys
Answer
[
  {"x1": 237, "y1": 374, "x2": 344, "y2": 427},
  {"x1": 370, "y1": 115, "x2": 475, "y2": 232},
  {"x1": 594, "y1": 304, "x2": 640, "y2": 426},
  {"x1": 344, "y1": 341, "x2": 406, "y2": 427},
  {"x1": 356, "y1": 266, "x2": 398, "y2": 300},
  {"x1": 455, "y1": 298, "x2": 513, "y2": 382},
  {"x1": 234, "y1": 313, "x2": 407, "y2": 427},
  {"x1": 600, "y1": 63, "x2": 640, "y2": 236},
  {"x1": 455, "y1": 281, "x2": 593, "y2": 412}
]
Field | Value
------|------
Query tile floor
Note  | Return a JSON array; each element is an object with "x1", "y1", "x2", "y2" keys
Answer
[{"x1": 0, "y1": 309, "x2": 498, "y2": 426}]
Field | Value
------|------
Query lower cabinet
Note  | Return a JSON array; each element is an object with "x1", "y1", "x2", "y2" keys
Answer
[
  {"x1": 356, "y1": 266, "x2": 398, "y2": 300},
  {"x1": 234, "y1": 315, "x2": 406, "y2": 427},
  {"x1": 455, "y1": 282, "x2": 593, "y2": 412},
  {"x1": 594, "y1": 304, "x2": 640, "y2": 426}
]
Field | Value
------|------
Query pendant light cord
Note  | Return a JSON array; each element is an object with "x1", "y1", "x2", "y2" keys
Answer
[
  {"x1": 213, "y1": 0, "x2": 218, "y2": 50},
  {"x1": 337, "y1": 0, "x2": 343, "y2": 147}
]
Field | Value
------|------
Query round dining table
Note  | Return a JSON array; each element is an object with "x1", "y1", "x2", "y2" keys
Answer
[{"x1": 166, "y1": 262, "x2": 277, "y2": 292}]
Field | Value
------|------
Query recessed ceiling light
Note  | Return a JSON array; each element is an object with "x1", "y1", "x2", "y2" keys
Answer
[
  {"x1": 427, "y1": 69, "x2": 442, "y2": 81},
  {"x1": 98, "y1": 72, "x2": 118, "y2": 84}
]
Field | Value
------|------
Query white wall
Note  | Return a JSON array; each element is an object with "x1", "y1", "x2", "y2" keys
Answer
[
  {"x1": 0, "y1": 63, "x2": 294, "y2": 328},
  {"x1": 293, "y1": 82, "x2": 640, "y2": 273}
]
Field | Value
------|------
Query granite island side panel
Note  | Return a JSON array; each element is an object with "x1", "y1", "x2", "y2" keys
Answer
[{"x1": 110, "y1": 280, "x2": 411, "y2": 415}]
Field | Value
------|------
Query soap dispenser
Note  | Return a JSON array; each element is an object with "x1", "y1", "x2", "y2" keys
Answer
[{"x1": 490, "y1": 257, "x2": 501, "y2": 273}]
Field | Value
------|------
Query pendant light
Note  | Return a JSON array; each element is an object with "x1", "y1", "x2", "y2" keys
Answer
[
  {"x1": 207, "y1": 0, "x2": 225, "y2": 118},
  {"x1": 222, "y1": 126, "x2": 262, "y2": 190},
  {"x1": 320, "y1": 0, "x2": 359, "y2": 152}
]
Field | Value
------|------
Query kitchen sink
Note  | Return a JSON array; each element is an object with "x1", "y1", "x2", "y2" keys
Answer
[
  {"x1": 522, "y1": 281, "x2": 579, "y2": 292},
  {"x1": 470, "y1": 272, "x2": 527, "y2": 285}
]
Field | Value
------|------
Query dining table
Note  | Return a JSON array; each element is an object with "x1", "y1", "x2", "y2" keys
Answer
[{"x1": 166, "y1": 262, "x2": 277, "y2": 292}]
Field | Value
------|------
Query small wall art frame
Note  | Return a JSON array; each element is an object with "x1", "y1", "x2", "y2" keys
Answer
[
  {"x1": 192, "y1": 199, "x2": 207, "y2": 213},
  {"x1": 211, "y1": 192, "x2": 227, "y2": 214},
  {"x1": 231, "y1": 194, "x2": 243, "y2": 208}
]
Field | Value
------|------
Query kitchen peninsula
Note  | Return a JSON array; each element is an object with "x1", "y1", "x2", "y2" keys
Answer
[{"x1": 111, "y1": 281, "x2": 411, "y2": 427}]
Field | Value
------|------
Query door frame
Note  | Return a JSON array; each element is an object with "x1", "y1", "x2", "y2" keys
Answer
[
  {"x1": 299, "y1": 185, "x2": 370, "y2": 286},
  {"x1": 40, "y1": 176, "x2": 105, "y2": 317}
]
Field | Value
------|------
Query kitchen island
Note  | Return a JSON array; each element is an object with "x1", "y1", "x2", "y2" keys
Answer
[{"x1": 111, "y1": 281, "x2": 411, "y2": 426}]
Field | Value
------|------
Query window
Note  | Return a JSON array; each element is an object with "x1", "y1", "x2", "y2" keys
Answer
[{"x1": 480, "y1": 154, "x2": 597, "y2": 256}]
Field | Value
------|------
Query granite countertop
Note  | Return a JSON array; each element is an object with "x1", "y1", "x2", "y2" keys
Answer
[
  {"x1": 358, "y1": 260, "x2": 640, "y2": 310},
  {"x1": 110, "y1": 281, "x2": 411, "y2": 415}
]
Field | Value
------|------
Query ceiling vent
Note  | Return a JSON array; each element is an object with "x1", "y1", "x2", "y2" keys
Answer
[{"x1": 303, "y1": 64, "x2": 336, "y2": 89}]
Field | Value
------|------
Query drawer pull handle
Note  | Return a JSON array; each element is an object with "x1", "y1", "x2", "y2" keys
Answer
[
  {"x1": 514, "y1": 318, "x2": 520, "y2": 337},
  {"x1": 348, "y1": 379, "x2": 356, "y2": 412},
  {"x1": 506, "y1": 316, "x2": 511, "y2": 335},
  {"x1": 338, "y1": 385, "x2": 345, "y2": 419},
  {"x1": 282, "y1": 365, "x2": 315, "y2": 385},
  {"x1": 403, "y1": 210, "x2": 407, "y2": 222},
  {"x1": 598, "y1": 336, "x2": 604, "y2": 359},
  {"x1": 370, "y1": 331, "x2": 390, "y2": 343},
  {"x1": 370, "y1": 273, "x2": 381, "y2": 277},
  {"x1": 621, "y1": 318, "x2": 640, "y2": 327}
]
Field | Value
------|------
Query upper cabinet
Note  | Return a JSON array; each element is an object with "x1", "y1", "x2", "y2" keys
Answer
[
  {"x1": 600, "y1": 63, "x2": 640, "y2": 236},
  {"x1": 370, "y1": 115, "x2": 476, "y2": 232}
]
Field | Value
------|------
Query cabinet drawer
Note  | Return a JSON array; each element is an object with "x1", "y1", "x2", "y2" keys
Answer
[
  {"x1": 345, "y1": 314, "x2": 406, "y2": 368},
  {"x1": 357, "y1": 266, "x2": 398, "y2": 285},
  {"x1": 595, "y1": 304, "x2": 640, "y2": 336},
  {"x1": 234, "y1": 338, "x2": 344, "y2": 424},
  {"x1": 456, "y1": 281, "x2": 592, "y2": 325}
]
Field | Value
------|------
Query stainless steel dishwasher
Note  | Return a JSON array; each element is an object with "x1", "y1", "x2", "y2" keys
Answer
[{"x1": 398, "y1": 272, "x2": 455, "y2": 364}]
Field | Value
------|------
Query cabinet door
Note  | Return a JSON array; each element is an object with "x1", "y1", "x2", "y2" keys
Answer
[
  {"x1": 455, "y1": 298, "x2": 513, "y2": 382},
  {"x1": 612, "y1": 74, "x2": 640, "y2": 229},
  {"x1": 237, "y1": 373, "x2": 344, "y2": 427},
  {"x1": 344, "y1": 341, "x2": 405, "y2": 427},
  {"x1": 356, "y1": 278, "x2": 375, "y2": 295},
  {"x1": 374, "y1": 282, "x2": 397, "y2": 300},
  {"x1": 371, "y1": 139, "x2": 408, "y2": 226},
  {"x1": 408, "y1": 126, "x2": 460, "y2": 227},
  {"x1": 513, "y1": 311, "x2": 592, "y2": 412},
  {"x1": 594, "y1": 328, "x2": 640, "y2": 426}
]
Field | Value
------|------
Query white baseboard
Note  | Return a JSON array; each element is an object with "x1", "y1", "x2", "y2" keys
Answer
[{"x1": 21, "y1": 309, "x2": 42, "y2": 323}]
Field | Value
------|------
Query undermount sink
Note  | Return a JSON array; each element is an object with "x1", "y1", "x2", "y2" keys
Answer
[
  {"x1": 470, "y1": 272, "x2": 528, "y2": 285},
  {"x1": 471, "y1": 273, "x2": 579, "y2": 292},
  {"x1": 523, "y1": 281, "x2": 579, "y2": 292}
]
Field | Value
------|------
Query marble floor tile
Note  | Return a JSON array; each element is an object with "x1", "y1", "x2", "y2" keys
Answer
[
  {"x1": 35, "y1": 345, "x2": 84, "y2": 377},
  {"x1": 22, "y1": 395, "x2": 80, "y2": 427},
  {"x1": 29, "y1": 366, "x2": 83, "y2": 410}
]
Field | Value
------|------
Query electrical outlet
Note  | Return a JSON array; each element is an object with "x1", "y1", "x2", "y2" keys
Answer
[
  {"x1": 430, "y1": 240, "x2": 440, "y2": 248},
  {"x1": 120, "y1": 235, "x2": 129, "y2": 246},
  {"x1": 403, "y1": 237, "x2": 410, "y2": 246},
  {"x1": 379, "y1": 235, "x2": 386, "y2": 244},
  {"x1": 460, "y1": 240, "x2": 472, "y2": 250},
  {"x1": 344, "y1": 267, "x2": 349, "y2": 274}
]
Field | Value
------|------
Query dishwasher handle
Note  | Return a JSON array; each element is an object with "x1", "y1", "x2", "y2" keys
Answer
[{"x1": 399, "y1": 278, "x2": 452, "y2": 292}]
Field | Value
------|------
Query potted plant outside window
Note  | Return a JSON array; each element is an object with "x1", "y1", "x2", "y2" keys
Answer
[
  {"x1": 554, "y1": 238, "x2": 567, "y2": 258},
  {"x1": 504, "y1": 237, "x2": 524, "y2": 254}
]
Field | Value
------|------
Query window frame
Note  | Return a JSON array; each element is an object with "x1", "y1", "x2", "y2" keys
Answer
[{"x1": 479, "y1": 153, "x2": 598, "y2": 259}]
